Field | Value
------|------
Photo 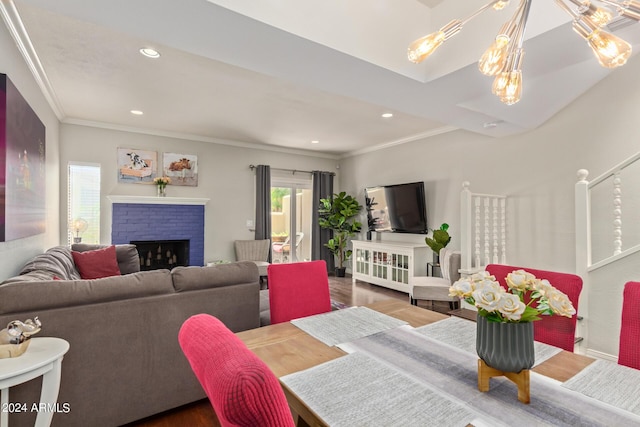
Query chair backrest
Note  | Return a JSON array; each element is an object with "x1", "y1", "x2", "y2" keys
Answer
[
  {"x1": 235, "y1": 239, "x2": 270, "y2": 262},
  {"x1": 267, "y1": 260, "x2": 332, "y2": 324},
  {"x1": 178, "y1": 314, "x2": 295, "y2": 427},
  {"x1": 486, "y1": 264, "x2": 582, "y2": 352},
  {"x1": 440, "y1": 248, "x2": 461, "y2": 283},
  {"x1": 619, "y1": 281, "x2": 640, "y2": 369}
]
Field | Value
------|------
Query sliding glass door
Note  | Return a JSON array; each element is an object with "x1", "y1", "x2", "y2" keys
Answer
[{"x1": 271, "y1": 171, "x2": 312, "y2": 263}]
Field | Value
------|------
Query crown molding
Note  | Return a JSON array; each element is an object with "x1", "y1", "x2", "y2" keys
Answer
[
  {"x1": 341, "y1": 125, "x2": 459, "y2": 158},
  {"x1": 0, "y1": 0, "x2": 65, "y2": 120},
  {"x1": 63, "y1": 117, "x2": 342, "y2": 160}
]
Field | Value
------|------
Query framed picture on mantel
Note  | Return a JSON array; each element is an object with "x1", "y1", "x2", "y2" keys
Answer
[{"x1": 162, "y1": 152, "x2": 198, "y2": 186}]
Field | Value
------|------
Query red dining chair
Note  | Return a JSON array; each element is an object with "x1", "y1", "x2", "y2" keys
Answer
[
  {"x1": 267, "y1": 260, "x2": 332, "y2": 324},
  {"x1": 486, "y1": 264, "x2": 583, "y2": 352},
  {"x1": 619, "y1": 281, "x2": 640, "y2": 370},
  {"x1": 178, "y1": 314, "x2": 295, "y2": 427}
]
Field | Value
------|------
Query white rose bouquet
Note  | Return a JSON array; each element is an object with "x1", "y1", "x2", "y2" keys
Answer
[{"x1": 449, "y1": 270, "x2": 576, "y2": 323}]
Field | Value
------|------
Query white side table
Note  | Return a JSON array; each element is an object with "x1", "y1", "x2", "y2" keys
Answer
[{"x1": 0, "y1": 337, "x2": 70, "y2": 427}]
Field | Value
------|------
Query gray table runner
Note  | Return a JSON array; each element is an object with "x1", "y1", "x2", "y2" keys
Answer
[
  {"x1": 290, "y1": 306, "x2": 407, "y2": 346},
  {"x1": 284, "y1": 326, "x2": 640, "y2": 426},
  {"x1": 281, "y1": 352, "x2": 476, "y2": 427},
  {"x1": 414, "y1": 316, "x2": 563, "y2": 367}
]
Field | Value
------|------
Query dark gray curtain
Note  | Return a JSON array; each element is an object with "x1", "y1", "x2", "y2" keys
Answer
[
  {"x1": 255, "y1": 165, "x2": 272, "y2": 262},
  {"x1": 311, "y1": 171, "x2": 334, "y2": 272}
]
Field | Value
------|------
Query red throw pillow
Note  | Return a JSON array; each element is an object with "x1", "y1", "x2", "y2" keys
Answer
[{"x1": 72, "y1": 245, "x2": 122, "y2": 280}]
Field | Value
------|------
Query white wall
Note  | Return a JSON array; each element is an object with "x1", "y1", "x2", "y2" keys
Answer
[
  {"x1": 0, "y1": 21, "x2": 60, "y2": 280},
  {"x1": 59, "y1": 123, "x2": 338, "y2": 263},
  {"x1": 339, "y1": 54, "x2": 640, "y2": 358}
]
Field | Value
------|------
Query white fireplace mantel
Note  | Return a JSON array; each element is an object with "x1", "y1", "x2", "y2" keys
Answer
[{"x1": 107, "y1": 195, "x2": 209, "y2": 205}]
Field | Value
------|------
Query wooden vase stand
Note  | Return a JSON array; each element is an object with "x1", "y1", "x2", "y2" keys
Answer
[{"x1": 477, "y1": 359, "x2": 530, "y2": 404}]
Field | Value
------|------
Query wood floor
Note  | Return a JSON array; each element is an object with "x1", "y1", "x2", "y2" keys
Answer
[{"x1": 125, "y1": 275, "x2": 448, "y2": 427}]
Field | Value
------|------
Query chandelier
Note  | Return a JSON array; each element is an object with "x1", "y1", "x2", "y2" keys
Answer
[{"x1": 408, "y1": 0, "x2": 639, "y2": 105}]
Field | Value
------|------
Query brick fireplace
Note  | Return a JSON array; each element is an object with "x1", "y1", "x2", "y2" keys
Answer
[{"x1": 109, "y1": 196, "x2": 209, "y2": 267}]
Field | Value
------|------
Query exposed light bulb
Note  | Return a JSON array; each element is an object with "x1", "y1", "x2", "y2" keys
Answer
[
  {"x1": 478, "y1": 34, "x2": 511, "y2": 76},
  {"x1": 577, "y1": 2, "x2": 614, "y2": 27},
  {"x1": 408, "y1": 31, "x2": 446, "y2": 63},
  {"x1": 573, "y1": 19, "x2": 632, "y2": 68},
  {"x1": 407, "y1": 20, "x2": 462, "y2": 64},
  {"x1": 588, "y1": 30, "x2": 632, "y2": 68},
  {"x1": 587, "y1": 7, "x2": 614, "y2": 26},
  {"x1": 491, "y1": 48, "x2": 524, "y2": 105},
  {"x1": 493, "y1": 1, "x2": 510, "y2": 10},
  {"x1": 492, "y1": 70, "x2": 523, "y2": 105}
]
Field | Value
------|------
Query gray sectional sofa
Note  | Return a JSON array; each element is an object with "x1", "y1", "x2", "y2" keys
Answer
[{"x1": 0, "y1": 244, "x2": 260, "y2": 427}]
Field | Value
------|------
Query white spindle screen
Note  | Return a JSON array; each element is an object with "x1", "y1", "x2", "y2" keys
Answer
[{"x1": 460, "y1": 182, "x2": 507, "y2": 275}]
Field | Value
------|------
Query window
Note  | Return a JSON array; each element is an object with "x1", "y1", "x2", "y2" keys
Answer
[{"x1": 68, "y1": 162, "x2": 101, "y2": 245}]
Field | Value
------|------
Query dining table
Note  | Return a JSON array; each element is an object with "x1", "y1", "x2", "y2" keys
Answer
[{"x1": 235, "y1": 300, "x2": 636, "y2": 427}]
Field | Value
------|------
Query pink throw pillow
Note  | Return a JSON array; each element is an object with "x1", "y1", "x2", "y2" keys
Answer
[{"x1": 72, "y1": 245, "x2": 122, "y2": 280}]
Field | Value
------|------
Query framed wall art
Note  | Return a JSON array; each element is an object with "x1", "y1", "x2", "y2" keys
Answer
[
  {"x1": 162, "y1": 152, "x2": 198, "y2": 186},
  {"x1": 117, "y1": 148, "x2": 157, "y2": 184},
  {"x1": 1, "y1": 73, "x2": 46, "y2": 242}
]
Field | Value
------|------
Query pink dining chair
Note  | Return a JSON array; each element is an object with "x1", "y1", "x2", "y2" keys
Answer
[
  {"x1": 619, "y1": 281, "x2": 640, "y2": 370},
  {"x1": 178, "y1": 314, "x2": 295, "y2": 427},
  {"x1": 267, "y1": 260, "x2": 332, "y2": 324},
  {"x1": 486, "y1": 264, "x2": 583, "y2": 352}
]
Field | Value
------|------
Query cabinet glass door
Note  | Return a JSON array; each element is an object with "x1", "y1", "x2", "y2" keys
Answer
[
  {"x1": 371, "y1": 250, "x2": 388, "y2": 280},
  {"x1": 390, "y1": 253, "x2": 410, "y2": 284},
  {"x1": 355, "y1": 248, "x2": 370, "y2": 275}
]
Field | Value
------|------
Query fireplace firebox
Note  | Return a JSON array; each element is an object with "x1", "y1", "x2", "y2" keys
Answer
[{"x1": 131, "y1": 240, "x2": 189, "y2": 271}]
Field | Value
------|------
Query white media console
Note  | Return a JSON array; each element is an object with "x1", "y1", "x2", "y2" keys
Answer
[{"x1": 351, "y1": 240, "x2": 430, "y2": 294}]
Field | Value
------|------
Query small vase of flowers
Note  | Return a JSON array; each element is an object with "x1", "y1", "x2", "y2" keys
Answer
[
  {"x1": 449, "y1": 270, "x2": 576, "y2": 372},
  {"x1": 153, "y1": 176, "x2": 171, "y2": 197}
]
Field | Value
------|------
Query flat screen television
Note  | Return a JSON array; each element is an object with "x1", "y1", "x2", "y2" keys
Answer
[{"x1": 365, "y1": 181, "x2": 428, "y2": 234}]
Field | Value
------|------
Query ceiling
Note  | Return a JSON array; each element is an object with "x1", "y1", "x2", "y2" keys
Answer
[{"x1": 2, "y1": 0, "x2": 640, "y2": 157}]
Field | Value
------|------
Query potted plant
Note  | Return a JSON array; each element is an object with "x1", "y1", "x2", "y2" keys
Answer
[
  {"x1": 425, "y1": 223, "x2": 451, "y2": 265},
  {"x1": 318, "y1": 192, "x2": 362, "y2": 277}
]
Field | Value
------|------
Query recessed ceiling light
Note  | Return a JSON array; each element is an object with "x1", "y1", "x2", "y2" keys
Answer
[
  {"x1": 139, "y1": 48, "x2": 160, "y2": 59},
  {"x1": 311, "y1": 140, "x2": 320, "y2": 144},
  {"x1": 130, "y1": 110, "x2": 144, "y2": 116},
  {"x1": 381, "y1": 113, "x2": 393, "y2": 118}
]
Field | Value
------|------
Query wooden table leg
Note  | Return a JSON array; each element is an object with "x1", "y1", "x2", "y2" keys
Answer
[{"x1": 477, "y1": 359, "x2": 530, "y2": 404}]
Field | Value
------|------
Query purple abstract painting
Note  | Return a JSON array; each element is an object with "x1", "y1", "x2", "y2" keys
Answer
[{"x1": 0, "y1": 74, "x2": 46, "y2": 241}]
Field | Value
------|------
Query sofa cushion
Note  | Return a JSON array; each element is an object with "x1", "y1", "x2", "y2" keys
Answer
[
  {"x1": 72, "y1": 243, "x2": 140, "y2": 275},
  {"x1": 72, "y1": 245, "x2": 122, "y2": 279},
  {"x1": 18, "y1": 246, "x2": 81, "y2": 281},
  {"x1": 0, "y1": 269, "x2": 175, "y2": 314},
  {"x1": 171, "y1": 262, "x2": 259, "y2": 292}
]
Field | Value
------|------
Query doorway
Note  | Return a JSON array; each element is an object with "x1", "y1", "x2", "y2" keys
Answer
[{"x1": 271, "y1": 172, "x2": 312, "y2": 263}]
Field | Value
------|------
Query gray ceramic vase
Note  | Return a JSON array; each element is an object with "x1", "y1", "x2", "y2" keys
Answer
[{"x1": 476, "y1": 314, "x2": 535, "y2": 373}]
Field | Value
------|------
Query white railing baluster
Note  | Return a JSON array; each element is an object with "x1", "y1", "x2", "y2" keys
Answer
[
  {"x1": 500, "y1": 198, "x2": 506, "y2": 264},
  {"x1": 484, "y1": 197, "x2": 490, "y2": 266},
  {"x1": 613, "y1": 173, "x2": 622, "y2": 256},
  {"x1": 460, "y1": 182, "x2": 472, "y2": 273},
  {"x1": 474, "y1": 196, "x2": 481, "y2": 269},
  {"x1": 492, "y1": 198, "x2": 499, "y2": 264}
]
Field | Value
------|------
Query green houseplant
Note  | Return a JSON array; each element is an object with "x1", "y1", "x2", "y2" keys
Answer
[
  {"x1": 318, "y1": 192, "x2": 362, "y2": 277},
  {"x1": 425, "y1": 223, "x2": 451, "y2": 265}
]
